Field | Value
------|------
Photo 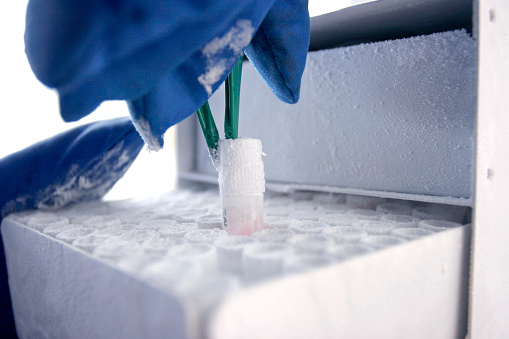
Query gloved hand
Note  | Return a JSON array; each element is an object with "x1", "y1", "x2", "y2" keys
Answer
[
  {"x1": 0, "y1": 117, "x2": 144, "y2": 336},
  {"x1": 0, "y1": 117, "x2": 143, "y2": 217},
  {"x1": 25, "y1": 0, "x2": 310, "y2": 150}
]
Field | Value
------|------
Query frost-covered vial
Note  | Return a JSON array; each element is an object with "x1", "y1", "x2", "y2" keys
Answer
[{"x1": 218, "y1": 138, "x2": 265, "y2": 236}]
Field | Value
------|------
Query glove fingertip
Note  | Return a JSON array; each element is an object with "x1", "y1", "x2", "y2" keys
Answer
[
  {"x1": 245, "y1": 45, "x2": 303, "y2": 105},
  {"x1": 128, "y1": 97, "x2": 165, "y2": 152},
  {"x1": 274, "y1": 83, "x2": 300, "y2": 104},
  {"x1": 132, "y1": 117, "x2": 164, "y2": 152},
  {"x1": 59, "y1": 91, "x2": 101, "y2": 123}
]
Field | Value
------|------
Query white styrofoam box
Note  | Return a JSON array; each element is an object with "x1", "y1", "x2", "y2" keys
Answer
[
  {"x1": 180, "y1": 29, "x2": 476, "y2": 204},
  {"x1": 2, "y1": 220, "x2": 187, "y2": 339},
  {"x1": 2, "y1": 190, "x2": 470, "y2": 338},
  {"x1": 209, "y1": 224, "x2": 470, "y2": 339}
]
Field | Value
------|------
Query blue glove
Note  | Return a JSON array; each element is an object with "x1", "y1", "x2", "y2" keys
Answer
[
  {"x1": 245, "y1": 0, "x2": 310, "y2": 104},
  {"x1": 0, "y1": 117, "x2": 143, "y2": 335},
  {"x1": 25, "y1": 0, "x2": 310, "y2": 150},
  {"x1": 0, "y1": 117, "x2": 143, "y2": 217}
]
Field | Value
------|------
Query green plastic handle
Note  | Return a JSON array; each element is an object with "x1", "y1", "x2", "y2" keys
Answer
[
  {"x1": 196, "y1": 101, "x2": 219, "y2": 153},
  {"x1": 224, "y1": 56, "x2": 243, "y2": 139}
]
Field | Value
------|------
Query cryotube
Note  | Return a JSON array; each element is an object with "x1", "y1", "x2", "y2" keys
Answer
[
  {"x1": 142, "y1": 237, "x2": 185, "y2": 256},
  {"x1": 376, "y1": 202, "x2": 412, "y2": 216},
  {"x1": 98, "y1": 224, "x2": 137, "y2": 236},
  {"x1": 263, "y1": 216, "x2": 297, "y2": 229},
  {"x1": 322, "y1": 226, "x2": 368, "y2": 243},
  {"x1": 141, "y1": 259, "x2": 199, "y2": 293},
  {"x1": 412, "y1": 206, "x2": 456, "y2": 222},
  {"x1": 346, "y1": 195, "x2": 386, "y2": 210},
  {"x1": 68, "y1": 214, "x2": 96, "y2": 224},
  {"x1": 288, "y1": 210, "x2": 325, "y2": 221},
  {"x1": 353, "y1": 220, "x2": 397, "y2": 235},
  {"x1": 118, "y1": 229, "x2": 159, "y2": 243},
  {"x1": 82, "y1": 215, "x2": 122, "y2": 229},
  {"x1": 167, "y1": 244, "x2": 218, "y2": 274},
  {"x1": 252, "y1": 228, "x2": 295, "y2": 243},
  {"x1": 380, "y1": 214, "x2": 420, "y2": 228},
  {"x1": 346, "y1": 209, "x2": 383, "y2": 221},
  {"x1": 6, "y1": 211, "x2": 45, "y2": 224},
  {"x1": 56, "y1": 228, "x2": 98, "y2": 244},
  {"x1": 326, "y1": 243, "x2": 374, "y2": 261},
  {"x1": 360, "y1": 235, "x2": 406, "y2": 249},
  {"x1": 27, "y1": 214, "x2": 70, "y2": 232},
  {"x1": 218, "y1": 138, "x2": 265, "y2": 236},
  {"x1": 121, "y1": 211, "x2": 164, "y2": 223},
  {"x1": 390, "y1": 227, "x2": 435, "y2": 240},
  {"x1": 184, "y1": 229, "x2": 228, "y2": 244},
  {"x1": 316, "y1": 203, "x2": 349, "y2": 214},
  {"x1": 73, "y1": 233, "x2": 117, "y2": 252},
  {"x1": 159, "y1": 223, "x2": 198, "y2": 238},
  {"x1": 312, "y1": 192, "x2": 346, "y2": 204},
  {"x1": 214, "y1": 236, "x2": 258, "y2": 274},
  {"x1": 196, "y1": 216, "x2": 224, "y2": 229},
  {"x1": 117, "y1": 254, "x2": 162, "y2": 275},
  {"x1": 319, "y1": 213, "x2": 359, "y2": 226},
  {"x1": 289, "y1": 234, "x2": 334, "y2": 255},
  {"x1": 288, "y1": 220, "x2": 328, "y2": 234},
  {"x1": 417, "y1": 219, "x2": 462, "y2": 232},
  {"x1": 43, "y1": 223, "x2": 84, "y2": 237},
  {"x1": 138, "y1": 219, "x2": 177, "y2": 230},
  {"x1": 243, "y1": 243, "x2": 291, "y2": 281},
  {"x1": 94, "y1": 241, "x2": 144, "y2": 263},
  {"x1": 283, "y1": 255, "x2": 334, "y2": 274},
  {"x1": 173, "y1": 210, "x2": 207, "y2": 223}
]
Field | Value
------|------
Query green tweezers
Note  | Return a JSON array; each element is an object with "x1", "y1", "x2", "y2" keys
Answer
[
  {"x1": 196, "y1": 100, "x2": 219, "y2": 155},
  {"x1": 224, "y1": 56, "x2": 243, "y2": 139},
  {"x1": 195, "y1": 55, "x2": 244, "y2": 160}
]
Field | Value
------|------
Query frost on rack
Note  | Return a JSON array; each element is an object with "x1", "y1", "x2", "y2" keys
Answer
[
  {"x1": 4, "y1": 187, "x2": 470, "y2": 338},
  {"x1": 8, "y1": 189, "x2": 468, "y2": 284},
  {"x1": 218, "y1": 138, "x2": 265, "y2": 235}
]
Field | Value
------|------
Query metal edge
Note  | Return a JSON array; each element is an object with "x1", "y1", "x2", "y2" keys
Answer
[
  {"x1": 178, "y1": 171, "x2": 473, "y2": 206},
  {"x1": 310, "y1": 0, "x2": 473, "y2": 51}
]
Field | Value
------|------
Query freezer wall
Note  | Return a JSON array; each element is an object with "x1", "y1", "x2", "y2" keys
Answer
[{"x1": 182, "y1": 30, "x2": 476, "y2": 203}]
